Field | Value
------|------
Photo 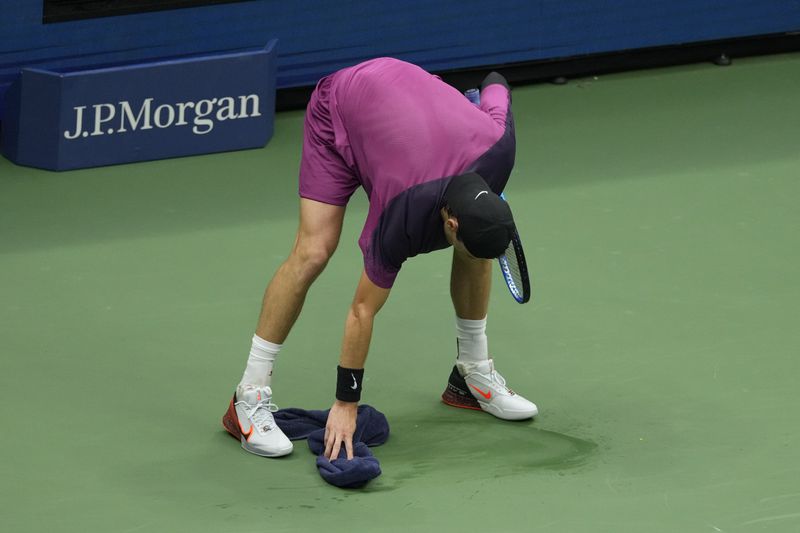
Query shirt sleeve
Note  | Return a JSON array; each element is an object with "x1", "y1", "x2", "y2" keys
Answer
[{"x1": 479, "y1": 72, "x2": 511, "y2": 129}]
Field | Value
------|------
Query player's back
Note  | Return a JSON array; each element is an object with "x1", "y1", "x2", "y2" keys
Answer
[{"x1": 328, "y1": 58, "x2": 506, "y2": 204}]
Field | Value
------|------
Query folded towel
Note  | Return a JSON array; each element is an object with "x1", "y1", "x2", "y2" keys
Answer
[
  {"x1": 314, "y1": 443, "x2": 382, "y2": 489},
  {"x1": 274, "y1": 405, "x2": 389, "y2": 489}
]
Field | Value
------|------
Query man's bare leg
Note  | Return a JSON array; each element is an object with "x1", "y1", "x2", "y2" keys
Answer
[
  {"x1": 223, "y1": 199, "x2": 347, "y2": 457},
  {"x1": 450, "y1": 249, "x2": 491, "y2": 320},
  {"x1": 444, "y1": 247, "x2": 538, "y2": 420},
  {"x1": 256, "y1": 198, "x2": 346, "y2": 343}
]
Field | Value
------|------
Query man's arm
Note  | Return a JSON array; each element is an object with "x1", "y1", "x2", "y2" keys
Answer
[
  {"x1": 324, "y1": 269, "x2": 391, "y2": 460},
  {"x1": 479, "y1": 71, "x2": 511, "y2": 129}
]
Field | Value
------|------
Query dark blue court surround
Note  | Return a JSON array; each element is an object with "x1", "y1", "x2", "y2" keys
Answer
[{"x1": 1, "y1": 0, "x2": 799, "y2": 157}]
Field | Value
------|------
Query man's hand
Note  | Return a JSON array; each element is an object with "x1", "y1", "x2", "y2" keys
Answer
[{"x1": 324, "y1": 400, "x2": 358, "y2": 460}]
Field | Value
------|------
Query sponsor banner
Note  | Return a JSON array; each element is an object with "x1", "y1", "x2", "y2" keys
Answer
[{"x1": 1, "y1": 40, "x2": 277, "y2": 171}]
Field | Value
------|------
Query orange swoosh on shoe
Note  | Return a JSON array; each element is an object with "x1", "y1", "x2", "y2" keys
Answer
[
  {"x1": 238, "y1": 421, "x2": 253, "y2": 441},
  {"x1": 470, "y1": 384, "x2": 492, "y2": 400}
]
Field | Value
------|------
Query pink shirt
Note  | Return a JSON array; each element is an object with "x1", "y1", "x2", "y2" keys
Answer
[{"x1": 301, "y1": 58, "x2": 514, "y2": 288}]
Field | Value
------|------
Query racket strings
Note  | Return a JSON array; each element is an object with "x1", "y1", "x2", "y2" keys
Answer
[{"x1": 503, "y1": 243, "x2": 523, "y2": 287}]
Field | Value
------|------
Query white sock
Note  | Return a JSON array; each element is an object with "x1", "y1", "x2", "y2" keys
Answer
[
  {"x1": 455, "y1": 316, "x2": 489, "y2": 364},
  {"x1": 239, "y1": 334, "x2": 282, "y2": 388}
]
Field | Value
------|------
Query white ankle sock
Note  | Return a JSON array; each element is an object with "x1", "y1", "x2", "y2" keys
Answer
[
  {"x1": 240, "y1": 334, "x2": 282, "y2": 388},
  {"x1": 455, "y1": 316, "x2": 489, "y2": 364}
]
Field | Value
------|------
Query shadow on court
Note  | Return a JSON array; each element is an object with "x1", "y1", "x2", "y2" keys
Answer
[{"x1": 367, "y1": 411, "x2": 598, "y2": 491}]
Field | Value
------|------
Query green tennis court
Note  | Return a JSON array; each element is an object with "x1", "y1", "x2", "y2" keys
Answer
[{"x1": 2, "y1": 52, "x2": 799, "y2": 532}]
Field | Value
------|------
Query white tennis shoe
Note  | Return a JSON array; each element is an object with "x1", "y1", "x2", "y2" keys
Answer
[
  {"x1": 222, "y1": 385, "x2": 293, "y2": 457},
  {"x1": 442, "y1": 359, "x2": 538, "y2": 420}
]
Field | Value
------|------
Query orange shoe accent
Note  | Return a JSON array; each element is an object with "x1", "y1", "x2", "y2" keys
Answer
[
  {"x1": 222, "y1": 395, "x2": 243, "y2": 440},
  {"x1": 441, "y1": 387, "x2": 482, "y2": 411},
  {"x1": 222, "y1": 395, "x2": 255, "y2": 442},
  {"x1": 470, "y1": 384, "x2": 492, "y2": 400},
  {"x1": 441, "y1": 396, "x2": 483, "y2": 411},
  {"x1": 239, "y1": 421, "x2": 253, "y2": 441}
]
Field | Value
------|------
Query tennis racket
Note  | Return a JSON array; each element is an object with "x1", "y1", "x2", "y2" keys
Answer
[
  {"x1": 463, "y1": 90, "x2": 531, "y2": 303},
  {"x1": 498, "y1": 193, "x2": 531, "y2": 304}
]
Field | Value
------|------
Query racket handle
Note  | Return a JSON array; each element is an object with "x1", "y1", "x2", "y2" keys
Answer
[{"x1": 464, "y1": 88, "x2": 480, "y2": 106}]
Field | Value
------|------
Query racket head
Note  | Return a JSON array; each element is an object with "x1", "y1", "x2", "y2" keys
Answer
[
  {"x1": 498, "y1": 230, "x2": 531, "y2": 303},
  {"x1": 496, "y1": 192, "x2": 531, "y2": 303}
]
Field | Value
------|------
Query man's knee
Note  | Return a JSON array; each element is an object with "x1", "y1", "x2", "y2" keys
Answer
[
  {"x1": 290, "y1": 238, "x2": 336, "y2": 282},
  {"x1": 288, "y1": 198, "x2": 345, "y2": 285}
]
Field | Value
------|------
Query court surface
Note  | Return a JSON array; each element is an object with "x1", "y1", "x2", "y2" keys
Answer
[{"x1": 1, "y1": 53, "x2": 799, "y2": 532}]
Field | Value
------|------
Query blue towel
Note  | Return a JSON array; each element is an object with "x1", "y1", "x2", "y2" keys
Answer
[{"x1": 274, "y1": 405, "x2": 389, "y2": 489}]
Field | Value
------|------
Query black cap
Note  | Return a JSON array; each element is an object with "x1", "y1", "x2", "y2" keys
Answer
[{"x1": 443, "y1": 173, "x2": 515, "y2": 258}]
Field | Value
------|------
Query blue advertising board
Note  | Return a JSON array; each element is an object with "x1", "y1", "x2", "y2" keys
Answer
[{"x1": 1, "y1": 40, "x2": 277, "y2": 171}]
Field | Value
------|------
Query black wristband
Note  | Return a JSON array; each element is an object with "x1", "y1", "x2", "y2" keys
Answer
[{"x1": 336, "y1": 365, "x2": 364, "y2": 403}]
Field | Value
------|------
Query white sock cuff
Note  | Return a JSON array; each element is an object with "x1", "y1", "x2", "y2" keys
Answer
[
  {"x1": 455, "y1": 315, "x2": 489, "y2": 363},
  {"x1": 240, "y1": 335, "x2": 282, "y2": 388},
  {"x1": 455, "y1": 316, "x2": 487, "y2": 337},
  {"x1": 250, "y1": 334, "x2": 282, "y2": 361}
]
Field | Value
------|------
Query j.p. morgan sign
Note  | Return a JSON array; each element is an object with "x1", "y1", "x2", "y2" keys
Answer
[
  {"x1": 63, "y1": 95, "x2": 262, "y2": 139},
  {"x1": 1, "y1": 40, "x2": 277, "y2": 171}
]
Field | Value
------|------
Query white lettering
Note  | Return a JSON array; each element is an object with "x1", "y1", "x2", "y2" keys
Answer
[
  {"x1": 193, "y1": 98, "x2": 217, "y2": 135},
  {"x1": 238, "y1": 94, "x2": 261, "y2": 118},
  {"x1": 118, "y1": 99, "x2": 154, "y2": 133},
  {"x1": 154, "y1": 104, "x2": 176, "y2": 128},
  {"x1": 90, "y1": 103, "x2": 116, "y2": 136},
  {"x1": 63, "y1": 106, "x2": 86, "y2": 139},
  {"x1": 62, "y1": 94, "x2": 261, "y2": 141},
  {"x1": 175, "y1": 101, "x2": 194, "y2": 126},
  {"x1": 216, "y1": 97, "x2": 237, "y2": 121}
]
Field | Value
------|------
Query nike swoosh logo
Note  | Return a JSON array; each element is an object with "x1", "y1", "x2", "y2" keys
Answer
[
  {"x1": 351, "y1": 373, "x2": 358, "y2": 390},
  {"x1": 238, "y1": 421, "x2": 253, "y2": 441},
  {"x1": 474, "y1": 190, "x2": 488, "y2": 200},
  {"x1": 470, "y1": 384, "x2": 492, "y2": 400}
]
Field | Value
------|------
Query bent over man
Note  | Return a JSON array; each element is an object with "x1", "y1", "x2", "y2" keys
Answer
[{"x1": 222, "y1": 58, "x2": 538, "y2": 460}]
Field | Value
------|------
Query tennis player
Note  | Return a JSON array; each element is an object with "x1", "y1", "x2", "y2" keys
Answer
[{"x1": 222, "y1": 58, "x2": 538, "y2": 460}]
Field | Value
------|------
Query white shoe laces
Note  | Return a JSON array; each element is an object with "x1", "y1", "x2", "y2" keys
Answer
[
  {"x1": 482, "y1": 366, "x2": 513, "y2": 394},
  {"x1": 237, "y1": 396, "x2": 279, "y2": 433},
  {"x1": 491, "y1": 369, "x2": 508, "y2": 389}
]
